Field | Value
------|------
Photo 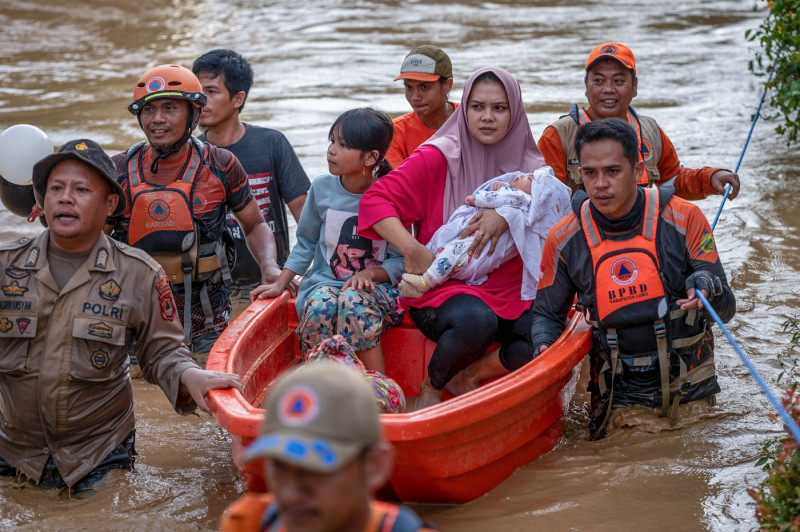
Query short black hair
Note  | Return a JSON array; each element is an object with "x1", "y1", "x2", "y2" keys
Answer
[
  {"x1": 192, "y1": 49, "x2": 254, "y2": 113},
  {"x1": 575, "y1": 118, "x2": 639, "y2": 169}
]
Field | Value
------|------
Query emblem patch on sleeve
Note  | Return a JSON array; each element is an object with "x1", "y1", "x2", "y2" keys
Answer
[
  {"x1": 155, "y1": 276, "x2": 176, "y2": 321},
  {"x1": 155, "y1": 276, "x2": 171, "y2": 297},
  {"x1": 160, "y1": 297, "x2": 176, "y2": 321},
  {"x1": 698, "y1": 231, "x2": 716, "y2": 255}
]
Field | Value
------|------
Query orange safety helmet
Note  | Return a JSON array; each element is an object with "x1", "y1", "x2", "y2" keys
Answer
[
  {"x1": 128, "y1": 64, "x2": 206, "y2": 116},
  {"x1": 127, "y1": 64, "x2": 207, "y2": 168}
]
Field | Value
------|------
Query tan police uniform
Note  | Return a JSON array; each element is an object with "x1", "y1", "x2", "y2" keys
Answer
[{"x1": 0, "y1": 230, "x2": 199, "y2": 487}]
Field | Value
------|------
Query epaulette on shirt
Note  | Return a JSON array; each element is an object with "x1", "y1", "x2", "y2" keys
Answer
[
  {"x1": 111, "y1": 239, "x2": 165, "y2": 273},
  {"x1": 0, "y1": 236, "x2": 34, "y2": 252}
]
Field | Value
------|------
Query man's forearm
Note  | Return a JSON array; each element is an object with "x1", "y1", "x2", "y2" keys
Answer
[{"x1": 244, "y1": 221, "x2": 281, "y2": 283}]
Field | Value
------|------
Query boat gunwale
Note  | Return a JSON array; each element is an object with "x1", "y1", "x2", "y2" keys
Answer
[{"x1": 207, "y1": 291, "x2": 591, "y2": 441}]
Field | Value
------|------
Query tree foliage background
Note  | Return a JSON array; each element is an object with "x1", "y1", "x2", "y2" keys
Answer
[{"x1": 747, "y1": 0, "x2": 800, "y2": 144}]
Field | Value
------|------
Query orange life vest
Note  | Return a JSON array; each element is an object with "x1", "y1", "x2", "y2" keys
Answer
[
  {"x1": 220, "y1": 493, "x2": 436, "y2": 532},
  {"x1": 124, "y1": 139, "x2": 232, "y2": 344},
  {"x1": 581, "y1": 186, "x2": 666, "y2": 325},
  {"x1": 127, "y1": 143, "x2": 200, "y2": 255},
  {"x1": 580, "y1": 188, "x2": 707, "y2": 436}
]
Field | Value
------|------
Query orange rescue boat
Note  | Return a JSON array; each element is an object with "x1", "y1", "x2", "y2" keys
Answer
[{"x1": 207, "y1": 291, "x2": 591, "y2": 504}]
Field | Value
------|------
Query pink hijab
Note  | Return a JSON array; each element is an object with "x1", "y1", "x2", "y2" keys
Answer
[{"x1": 425, "y1": 66, "x2": 545, "y2": 221}]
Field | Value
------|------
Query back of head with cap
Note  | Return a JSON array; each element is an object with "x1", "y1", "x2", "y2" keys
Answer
[
  {"x1": 394, "y1": 45, "x2": 452, "y2": 82},
  {"x1": 242, "y1": 361, "x2": 382, "y2": 473}
]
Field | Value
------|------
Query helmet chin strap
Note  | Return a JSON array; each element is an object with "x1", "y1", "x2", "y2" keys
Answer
[
  {"x1": 149, "y1": 131, "x2": 190, "y2": 174},
  {"x1": 144, "y1": 102, "x2": 198, "y2": 173}
]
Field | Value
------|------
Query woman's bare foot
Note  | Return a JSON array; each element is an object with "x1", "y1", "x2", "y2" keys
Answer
[
  {"x1": 445, "y1": 368, "x2": 482, "y2": 396},
  {"x1": 414, "y1": 376, "x2": 442, "y2": 410},
  {"x1": 445, "y1": 349, "x2": 508, "y2": 396}
]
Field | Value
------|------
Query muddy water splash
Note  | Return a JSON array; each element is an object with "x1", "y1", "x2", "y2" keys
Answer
[{"x1": 0, "y1": 0, "x2": 793, "y2": 530}]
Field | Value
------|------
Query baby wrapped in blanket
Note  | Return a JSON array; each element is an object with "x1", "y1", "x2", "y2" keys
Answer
[{"x1": 400, "y1": 167, "x2": 570, "y2": 301}]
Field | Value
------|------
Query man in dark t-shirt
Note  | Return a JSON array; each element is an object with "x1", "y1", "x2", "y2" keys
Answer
[{"x1": 193, "y1": 50, "x2": 311, "y2": 294}]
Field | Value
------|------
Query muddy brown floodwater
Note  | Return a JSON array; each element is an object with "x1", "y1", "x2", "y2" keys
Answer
[{"x1": 1, "y1": 0, "x2": 797, "y2": 530}]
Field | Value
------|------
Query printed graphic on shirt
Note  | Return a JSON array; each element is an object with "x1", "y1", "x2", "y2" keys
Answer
[
  {"x1": 324, "y1": 210, "x2": 385, "y2": 280},
  {"x1": 225, "y1": 171, "x2": 274, "y2": 239}
]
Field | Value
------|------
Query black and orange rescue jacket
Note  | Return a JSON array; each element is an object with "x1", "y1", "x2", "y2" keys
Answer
[
  {"x1": 533, "y1": 187, "x2": 736, "y2": 435},
  {"x1": 112, "y1": 138, "x2": 238, "y2": 343}
]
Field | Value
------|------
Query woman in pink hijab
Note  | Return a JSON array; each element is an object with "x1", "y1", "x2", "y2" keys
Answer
[{"x1": 359, "y1": 66, "x2": 546, "y2": 409}]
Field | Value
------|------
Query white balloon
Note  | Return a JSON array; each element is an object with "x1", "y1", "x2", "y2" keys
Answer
[{"x1": 0, "y1": 124, "x2": 54, "y2": 185}]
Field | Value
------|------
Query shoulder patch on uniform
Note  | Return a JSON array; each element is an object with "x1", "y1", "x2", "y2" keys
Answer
[
  {"x1": 160, "y1": 293, "x2": 176, "y2": 321},
  {"x1": 155, "y1": 275, "x2": 171, "y2": 296},
  {"x1": 698, "y1": 230, "x2": 716, "y2": 255}
]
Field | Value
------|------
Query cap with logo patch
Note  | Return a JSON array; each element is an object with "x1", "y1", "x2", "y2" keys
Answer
[
  {"x1": 32, "y1": 139, "x2": 125, "y2": 216},
  {"x1": 394, "y1": 45, "x2": 453, "y2": 82},
  {"x1": 242, "y1": 361, "x2": 382, "y2": 472},
  {"x1": 585, "y1": 42, "x2": 636, "y2": 76}
]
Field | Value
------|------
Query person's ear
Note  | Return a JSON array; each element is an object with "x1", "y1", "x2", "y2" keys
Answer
[
  {"x1": 106, "y1": 194, "x2": 120, "y2": 217},
  {"x1": 631, "y1": 75, "x2": 638, "y2": 98},
  {"x1": 363, "y1": 150, "x2": 380, "y2": 167},
  {"x1": 442, "y1": 77, "x2": 454, "y2": 94},
  {"x1": 364, "y1": 442, "x2": 395, "y2": 492},
  {"x1": 232, "y1": 91, "x2": 247, "y2": 111},
  {"x1": 634, "y1": 160, "x2": 645, "y2": 182}
]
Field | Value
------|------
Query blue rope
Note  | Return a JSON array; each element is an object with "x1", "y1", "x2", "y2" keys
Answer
[
  {"x1": 712, "y1": 53, "x2": 780, "y2": 230},
  {"x1": 697, "y1": 291, "x2": 800, "y2": 444}
]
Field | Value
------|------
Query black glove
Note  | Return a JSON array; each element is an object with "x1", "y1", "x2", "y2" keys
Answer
[{"x1": 685, "y1": 271, "x2": 723, "y2": 301}]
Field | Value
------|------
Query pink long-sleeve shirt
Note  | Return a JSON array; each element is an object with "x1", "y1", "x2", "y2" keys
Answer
[{"x1": 359, "y1": 145, "x2": 529, "y2": 320}]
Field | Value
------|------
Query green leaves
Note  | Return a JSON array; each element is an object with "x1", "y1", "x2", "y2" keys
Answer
[
  {"x1": 748, "y1": 0, "x2": 800, "y2": 144},
  {"x1": 750, "y1": 387, "x2": 800, "y2": 529},
  {"x1": 749, "y1": 318, "x2": 800, "y2": 528}
]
